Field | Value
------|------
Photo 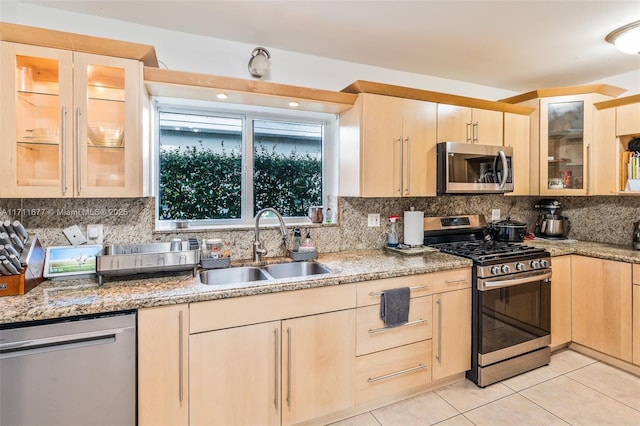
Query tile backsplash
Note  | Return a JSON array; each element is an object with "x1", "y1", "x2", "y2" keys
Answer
[{"x1": 1, "y1": 195, "x2": 638, "y2": 260}]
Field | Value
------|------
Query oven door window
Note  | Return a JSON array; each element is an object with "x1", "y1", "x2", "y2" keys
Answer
[{"x1": 479, "y1": 279, "x2": 550, "y2": 355}]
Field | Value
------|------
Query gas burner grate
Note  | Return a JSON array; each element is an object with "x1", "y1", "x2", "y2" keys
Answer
[{"x1": 430, "y1": 240, "x2": 546, "y2": 262}]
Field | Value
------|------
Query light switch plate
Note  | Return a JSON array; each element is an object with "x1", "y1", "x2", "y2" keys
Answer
[
  {"x1": 63, "y1": 224, "x2": 87, "y2": 245},
  {"x1": 367, "y1": 213, "x2": 381, "y2": 227},
  {"x1": 491, "y1": 209, "x2": 501, "y2": 221},
  {"x1": 86, "y1": 224, "x2": 103, "y2": 245}
]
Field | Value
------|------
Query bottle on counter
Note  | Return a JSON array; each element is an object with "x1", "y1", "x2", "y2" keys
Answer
[
  {"x1": 387, "y1": 215, "x2": 399, "y2": 247},
  {"x1": 292, "y1": 228, "x2": 301, "y2": 252}
]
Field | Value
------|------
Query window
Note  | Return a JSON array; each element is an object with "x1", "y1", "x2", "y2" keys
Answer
[{"x1": 155, "y1": 100, "x2": 335, "y2": 228}]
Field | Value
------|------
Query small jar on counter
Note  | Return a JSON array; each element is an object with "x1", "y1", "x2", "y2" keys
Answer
[{"x1": 202, "y1": 238, "x2": 223, "y2": 259}]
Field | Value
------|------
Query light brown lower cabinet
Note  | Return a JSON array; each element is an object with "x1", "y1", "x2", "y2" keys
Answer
[
  {"x1": 633, "y1": 264, "x2": 639, "y2": 366},
  {"x1": 189, "y1": 309, "x2": 356, "y2": 426},
  {"x1": 571, "y1": 255, "x2": 633, "y2": 362},
  {"x1": 551, "y1": 255, "x2": 572, "y2": 348},
  {"x1": 355, "y1": 340, "x2": 432, "y2": 404},
  {"x1": 138, "y1": 304, "x2": 189, "y2": 426},
  {"x1": 432, "y1": 287, "x2": 471, "y2": 380}
]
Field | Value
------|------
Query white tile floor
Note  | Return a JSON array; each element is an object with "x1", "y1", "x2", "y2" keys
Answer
[{"x1": 329, "y1": 350, "x2": 640, "y2": 426}]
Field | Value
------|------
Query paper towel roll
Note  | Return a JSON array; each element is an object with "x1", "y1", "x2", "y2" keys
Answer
[{"x1": 404, "y1": 210, "x2": 424, "y2": 246}]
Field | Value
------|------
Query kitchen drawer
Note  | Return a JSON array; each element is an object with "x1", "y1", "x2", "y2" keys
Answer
[
  {"x1": 634, "y1": 264, "x2": 640, "y2": 285},
  {"x1": 356, "y1": 274, "x2": 432, "y2": 307},
  {"x1": 355, "y1": 340, "x2": 432, "y2": 404},
  {"x1": 190, "y1": 283, "x2": 356, "y2": 333},
  {"x1": 356, "y1": 295, "x2": 432, "y2": 356},
  {"x1": 432, "y1": 268, "x2": 471, "y2": 294}
]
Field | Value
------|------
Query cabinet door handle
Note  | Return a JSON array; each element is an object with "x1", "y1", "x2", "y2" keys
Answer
[
  {"x1": 369, "y1": 284, "x2": 430, "y2": 296},
  {"x1": 466, "y1": 122, "x2": 472, "y2": 143},
  {"x1": 436, "y1": 298, "x2": 442, "y2": 362},
  {"x1": 368, "y1": 318, "x2": 428, "y2": 334},
  {"x1": 60, "y1": 106, "x2": 67, "y2": 195},
  {"x1": 586, "y1": 144, "x2": 591, "y2": 195},
  {"x1": 286, "y1": 326, "x2": 292, "y2": 407},
  {"x1": 367, "y1": 364, "x2": 427, "y2": 383},
  {"x1": 473, "y1": 121, "x2": 479, "y2": 143},
  {"x1": 75, "y1": 107, "x2": 81, "y2": 195},
  {"x1": 274, "y1": 328, "x2": 279, "y2": 410},
  {"x1": 178, "y1": 310, "x2": 184, "y2": 403},
  {"x1": 397, "y1": 136, "x2": 403, "y2": 194},
  {"x1": 404, "y1": 136, "x2": 411, "y2": 195}
]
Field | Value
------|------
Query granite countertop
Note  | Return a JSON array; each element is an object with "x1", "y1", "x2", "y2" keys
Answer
[
  {"x1": 525, "y1": 238, "x2": 640, "y2": 263},
  {"x1": 2, "y1": 241, "x2": 638, "y2": 325},
  {"x1": 0, "y1": 249, "x2": 471, "y2": 325}
]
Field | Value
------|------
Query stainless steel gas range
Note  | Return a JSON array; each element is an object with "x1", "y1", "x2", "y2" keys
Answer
[{"x1": 425, "y1": 215, "x2": 551, "y2": 387}]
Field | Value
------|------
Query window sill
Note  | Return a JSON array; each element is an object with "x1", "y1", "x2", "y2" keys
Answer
[{"x1": 153, "y1": 221, "x2": 338, "y2": 234}]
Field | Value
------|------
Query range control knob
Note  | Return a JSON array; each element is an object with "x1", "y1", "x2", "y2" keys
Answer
[
  {"x1": 530, "y1": 260, "x2": 540, "y2": 269},
  {"x1": 515, "y1": 262, "x2": 526, "y2": 271},
  {"x1": 490, "y1": 266, "x2": 501, "y2": 275},
  {"x1": 500, "y1": 265, "x2": 511, "y2": 274},
  {"x1": 540, "y1": 259, "x2": 549, "y2": 268}
]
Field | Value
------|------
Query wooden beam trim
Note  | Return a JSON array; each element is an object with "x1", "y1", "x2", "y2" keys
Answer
[
  {"x1": 341, "y1": 80, "x2": 534, "y2": 115},
  {"x1": 499, "y1": 84, "x2": 627, "y2": 104},
  {"x1": 0, "y1": 21, "x2": 159, "y2": 67},
  {"x1": 594, "y1": 94, "x2": 640, "y2": 110}
]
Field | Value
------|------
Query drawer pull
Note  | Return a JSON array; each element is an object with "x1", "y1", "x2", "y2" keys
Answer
[
  {"x1": 368, "y1": 318, "x2": 428, "y2": 334},
  {"x1": 369, "y1": 284, "x2": 429, "y2": 297},
  {"x1": 444, "y1": 278, "x2": 467, "y2": 285},
  {"x1": 367, "y1": 364, "x2": 427, "y2": 383}
]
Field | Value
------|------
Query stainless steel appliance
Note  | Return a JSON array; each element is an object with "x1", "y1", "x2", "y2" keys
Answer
[
  {"x1": 96, "y1": 240, "x2": 200, "y2": 285},
  {"x1": 534, "y1": 198, "x2": 570, "y2": 239},
  {"x1": 633, "y1": 221, "x2": 640, "y2": 250},
  {"x1": 0, "y1": 312, "x2": 136, "y2": 426},
  {"x1": 437, "y1": 142, "x2": 513, "y2": 194},
  {"x1": 425, "y1": 215, "x2": 551, "y2": 387}
]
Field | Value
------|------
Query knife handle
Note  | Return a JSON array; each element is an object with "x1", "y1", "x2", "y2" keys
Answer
[
  {"x1": 3, "y1": 259, "x2": 19, "y2": 275},
  {"x1": 3, "y1": 244, "x2": 20, "y2": 258},
  {"x1": 8, "y1": 254, "x2": 21, "y2": 271},
  {"x1": 0, "y1": 261, "x2": 11, "y2": 276},
  {"x1": 10, "y1": 234, "x2": 24, "y2": 252},
  {"x1": 0, "y1": 233, "x2": 11, "y2": 247},
  {"x1": 12, "y1": 221, "x2": 28, "y2": 241},
  {"x1": 2, "y1": 221, "x2": 15, "y2": 237}
]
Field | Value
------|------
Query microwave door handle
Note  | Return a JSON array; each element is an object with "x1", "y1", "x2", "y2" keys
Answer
[{"x1": 495, "y1": 150, "x2": 508, "y2": 189}]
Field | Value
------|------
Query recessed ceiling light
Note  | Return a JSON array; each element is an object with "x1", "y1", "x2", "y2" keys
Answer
[
  {"x1": 606, "y1": 20, "x2": 640, "y2": 55},
  {"x1": 216, "y1": 93, "x2": 229, "y2": 100},
  {"x1": 288, "y1": 101, "x2": 299, "y2": 107}
]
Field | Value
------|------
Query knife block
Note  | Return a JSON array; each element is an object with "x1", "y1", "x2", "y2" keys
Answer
[{"x1": 0, "y1": 235, "x2": 45, "y2": 297}]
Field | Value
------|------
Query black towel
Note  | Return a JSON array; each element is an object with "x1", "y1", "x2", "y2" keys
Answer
[{"x1": 380, "y1": 287, "x2": 410, "y2": 327}]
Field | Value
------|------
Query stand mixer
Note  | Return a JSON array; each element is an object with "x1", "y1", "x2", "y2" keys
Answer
[{"x1": 534, "y1": 198, "x2": 570, "y2": 239}]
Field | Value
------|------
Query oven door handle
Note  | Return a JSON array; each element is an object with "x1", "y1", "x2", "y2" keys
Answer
[{"x1": 479, "y1": 270, "x2": 551, "y2": 291}]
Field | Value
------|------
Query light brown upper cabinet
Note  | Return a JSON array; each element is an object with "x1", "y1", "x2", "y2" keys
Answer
[
  {"x1": 0, "y1": 41, "x2": 143, "y2": 198},
  {"x1": 437, "y1": 104, "x2": 503, "y2": 146},
  {"x1": 504, "y1": 112, "x2": 532, "y2": 195},
  {"x1": 616, "y1": 100, "x2": 640, "y2": 136},
  {"x1": 501, "y1": 85, "x2": 625, "y2": 196},
  {"x1": 339, "y1": 93, "x2": 437, "y2": 197}
]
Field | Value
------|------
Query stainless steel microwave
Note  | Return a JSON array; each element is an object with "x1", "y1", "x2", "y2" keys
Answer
[{"x1": 437, "y1": 142, "x2": 513, "y2": 194}]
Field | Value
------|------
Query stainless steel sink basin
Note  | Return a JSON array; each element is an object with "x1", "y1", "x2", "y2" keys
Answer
[
  {"x1": 199, "y1": 267, "x2": 271, "y2": 285},
  {"x1": 262, "y1": 261, "x2": 331, "y2": 279}
]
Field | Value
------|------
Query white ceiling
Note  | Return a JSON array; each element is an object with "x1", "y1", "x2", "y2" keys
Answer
[{"x1": 19, "y1": 0, "x2": 640, "y2": 92}]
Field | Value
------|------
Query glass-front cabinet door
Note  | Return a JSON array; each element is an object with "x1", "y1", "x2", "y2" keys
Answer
[
  {"x1": 0, "y1": 42, "x2": 73, "y2": 198},
  {"x1": 0, "y1": 42, "x2": 141, "y2": 198},
  {"x1": 539, "y1": 95, "x2": 592, "y2": 195},
  {"x1": 73, "y1": 53, "x2": 141, "y2": 197}
]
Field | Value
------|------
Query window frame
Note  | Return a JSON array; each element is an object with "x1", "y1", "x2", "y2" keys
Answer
[{"x1": 151, "y1": 97, "x2": 337, "y2": 230}]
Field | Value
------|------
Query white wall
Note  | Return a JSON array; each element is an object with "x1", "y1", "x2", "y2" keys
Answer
[{"x1": 2, "y1": 1, "x2": 637, "y2": 99}]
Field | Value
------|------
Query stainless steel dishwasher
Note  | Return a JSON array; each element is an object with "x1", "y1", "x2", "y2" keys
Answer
[{"x1": 0, "y1": 311, "x2": 136, "y2": 426}]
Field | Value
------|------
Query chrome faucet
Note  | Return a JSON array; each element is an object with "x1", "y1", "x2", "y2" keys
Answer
[{"x1": 254, "y1": 208, "x2": 287, "y2": 262}]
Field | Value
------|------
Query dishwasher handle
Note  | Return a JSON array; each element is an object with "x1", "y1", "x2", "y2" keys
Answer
[{"x1": 0, "y1": 328, "x2": 127, "y2": 359}]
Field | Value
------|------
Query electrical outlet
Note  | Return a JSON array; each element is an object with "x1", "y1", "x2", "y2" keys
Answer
[
  {"x1": 491, "y1": 209, "x2": 501, "y2": 221},
  {"x1": 367, "y1": 213, "x2": 381, "y2": 227},
  {"x1": 86, "y1": 224, "x2": 104, "y2": 245},
  {"x1": 63, "y1": 224, "x2": 87, "y2": 245}
]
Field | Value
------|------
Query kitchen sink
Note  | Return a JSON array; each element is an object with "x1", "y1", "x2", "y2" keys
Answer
[
  {"x1": 199, "y1": 261, "x2": 331, "y2": 285},
  {"x1": 262, "y1": 261, "x2": 331, "y2": 279},
  {"x1": 199, "y1": 267, "x2": 272, "y2": 285}
]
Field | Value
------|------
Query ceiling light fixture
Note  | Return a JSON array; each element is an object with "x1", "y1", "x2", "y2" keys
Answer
[
  {"x1": 216, "y1": 93, "x2": 228, "y2": 100},
  {"x1": 288, "y1": 101, "x2": 299, "y2": 107},
  {"x1": 605, "y1": 20, "x2": 640, "y2": 54},
  {"x1": 248, "y1": 47, "x2": 271, "y2": 78}
]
